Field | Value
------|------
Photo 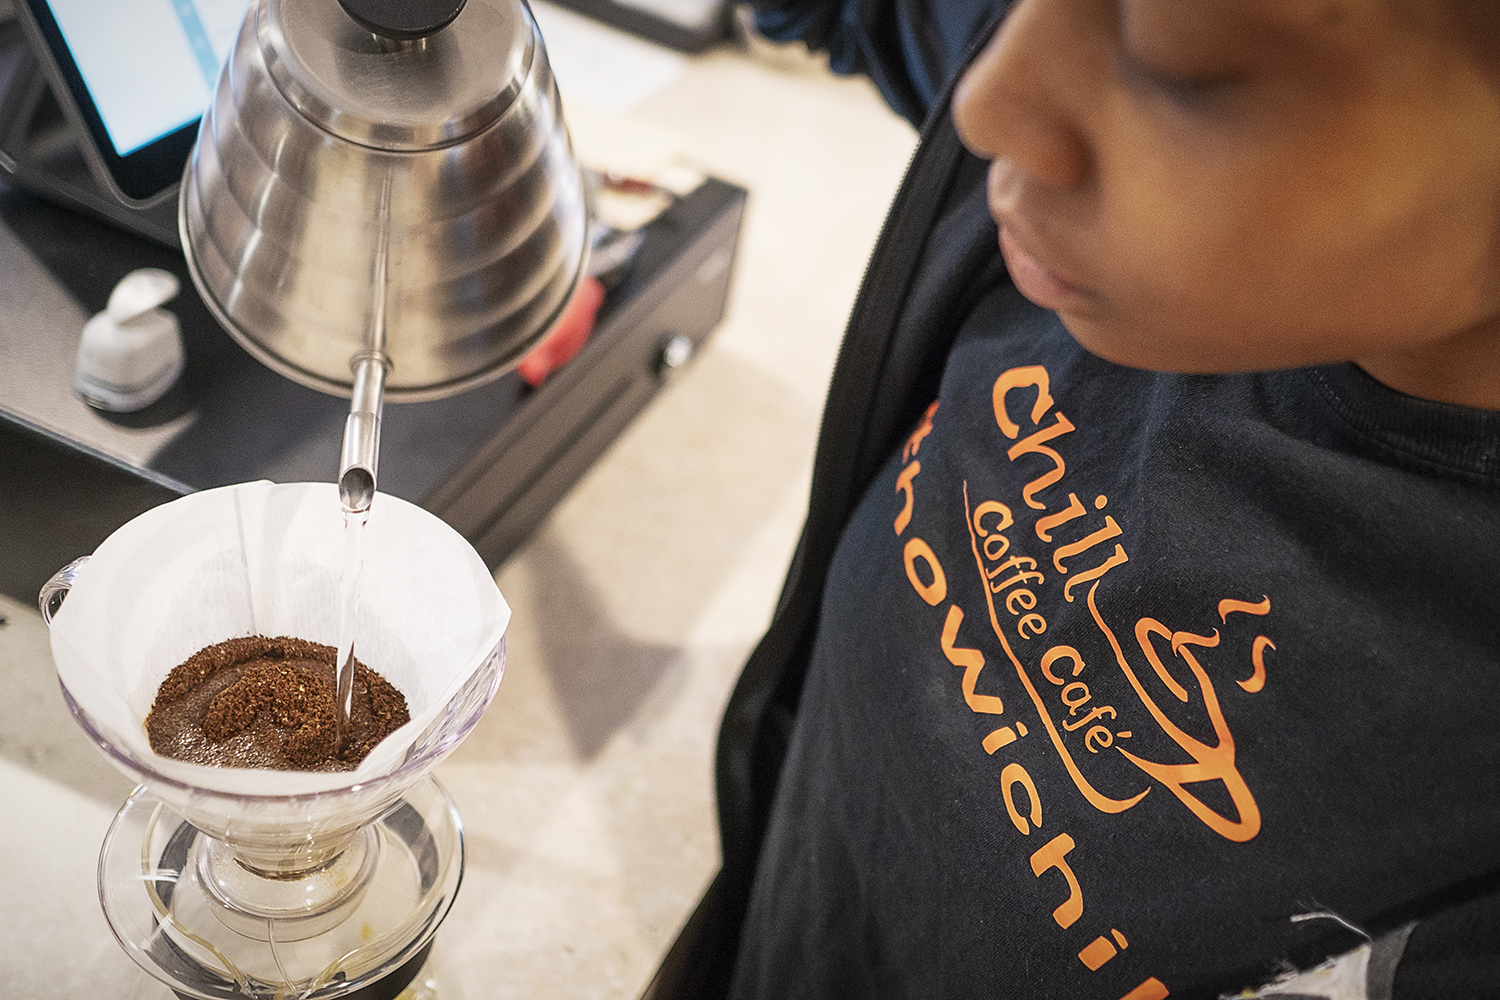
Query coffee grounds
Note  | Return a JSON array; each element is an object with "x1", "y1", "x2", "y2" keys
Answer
[{"x1": 146, "y1": 636, "x2": 410, "y2": 772}]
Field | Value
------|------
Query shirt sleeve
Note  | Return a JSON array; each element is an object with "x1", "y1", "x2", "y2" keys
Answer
[{"x1": 745, "y1": 0, "x2": 1013, "y2": 127}]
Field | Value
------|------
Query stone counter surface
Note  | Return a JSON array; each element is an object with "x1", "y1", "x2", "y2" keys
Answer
[{"x1": 0, "y1": 10, "x2": 916, "y2": 998}]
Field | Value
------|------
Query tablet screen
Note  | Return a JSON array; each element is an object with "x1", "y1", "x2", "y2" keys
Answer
[{"x1": 43, "y1": 0, "x2": 247, "y2": 157}]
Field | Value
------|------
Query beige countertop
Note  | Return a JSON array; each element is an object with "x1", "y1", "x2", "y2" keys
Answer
[{"x1": 0, "y1": 10, "x2": 916, "y2": 999}]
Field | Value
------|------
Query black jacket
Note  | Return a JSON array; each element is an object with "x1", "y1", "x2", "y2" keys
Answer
[
  {"x1": 645, "y1": 6, "x2": 1011, "y2": 996},
  {"x1": 644, "y1": 3, "x2": 1500, "y2": 997}
]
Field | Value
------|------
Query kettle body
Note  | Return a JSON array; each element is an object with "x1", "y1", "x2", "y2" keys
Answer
[{"x1": 180, "y1": 0, "x2": 590, "y2": 401}]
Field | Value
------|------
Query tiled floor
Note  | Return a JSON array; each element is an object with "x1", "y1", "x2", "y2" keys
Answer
[{"x1": 0, "y1": 13, "x2": 917, "y2": 999}]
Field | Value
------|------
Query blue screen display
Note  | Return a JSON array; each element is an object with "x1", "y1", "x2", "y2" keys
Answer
[{"x1": 43, "y1": 0, "x2": 248, "y2": 155}]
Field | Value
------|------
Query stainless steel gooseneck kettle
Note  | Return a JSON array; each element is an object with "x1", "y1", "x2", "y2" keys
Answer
[{"x1": 179, "y1": 0, "x2": 590, "y2": 509}]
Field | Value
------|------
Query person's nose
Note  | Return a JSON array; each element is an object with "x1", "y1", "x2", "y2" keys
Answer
[{"x1": 952, "y1": 0, "x2": 1093, "y2": 193}]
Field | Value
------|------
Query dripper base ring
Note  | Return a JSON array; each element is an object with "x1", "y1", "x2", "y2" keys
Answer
[
  {"x1": 194, "y1": 825, "x2": 381, "y2": 941},
  {"x1": 98, "y1": 776, "x2": 464, "y2": 999}
]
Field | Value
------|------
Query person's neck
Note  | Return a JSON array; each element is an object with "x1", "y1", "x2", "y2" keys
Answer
[{"x1": 1356, "y1": 318, "x2": 1500, "y2": 411}]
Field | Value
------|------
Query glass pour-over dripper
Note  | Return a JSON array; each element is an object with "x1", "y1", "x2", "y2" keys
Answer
[{"x1": 43, "y1": 481, "x2": 508, "y2": 998}]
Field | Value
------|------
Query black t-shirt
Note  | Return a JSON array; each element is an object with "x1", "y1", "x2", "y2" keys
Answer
[{"x1": 727, "y1": 282, "x2": 1500, "y2": 1000}]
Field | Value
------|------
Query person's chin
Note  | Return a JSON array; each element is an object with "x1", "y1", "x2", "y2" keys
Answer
[
  {"x1": 1049, "y1": 311, "x2": 1184, "y2": 373},
  {"x1": 1062, "y1": 315, "x2": 1272, "y2": 375},
  {"x1": 998, "y1": 229, "x2": 1222, "y2": 372},
  {"x1": 1001, "y1": 228, "x2": 1090, "y2": 306}
]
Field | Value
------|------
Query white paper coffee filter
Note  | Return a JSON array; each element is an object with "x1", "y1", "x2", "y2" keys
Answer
[{"x1": 50, "y1": 481, "x2": 509, "y2": 798}]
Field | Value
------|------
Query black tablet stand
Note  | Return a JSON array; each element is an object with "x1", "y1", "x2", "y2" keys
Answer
[{"x1": 0, "y1": 19, "x2": 180, "y2": 245}]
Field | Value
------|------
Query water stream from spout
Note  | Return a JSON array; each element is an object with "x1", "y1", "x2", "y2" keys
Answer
[
  {"x1": 333, "y1": 170, "x2": 393, "y2": 749},
  {"x1": 334, "y1": 505, "x2": 369, "y2": 748},
  {"x1": 335, "y1": 355, "x2": 385, "y2": 750}
]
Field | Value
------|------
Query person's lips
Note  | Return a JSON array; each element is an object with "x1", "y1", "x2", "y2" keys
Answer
[{"x1": 998, "y1": 225, "x2": 1090, "y2": 313}]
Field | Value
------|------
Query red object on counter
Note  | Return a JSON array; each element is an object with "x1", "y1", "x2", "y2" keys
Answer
[{"x1": 517, "y1": 276, "x2": 607, "y2": 387}]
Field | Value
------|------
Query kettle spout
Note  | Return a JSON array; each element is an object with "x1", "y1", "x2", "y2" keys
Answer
[{"x1": 339, "y1": 353, "x2": 389, "y2": 514}]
